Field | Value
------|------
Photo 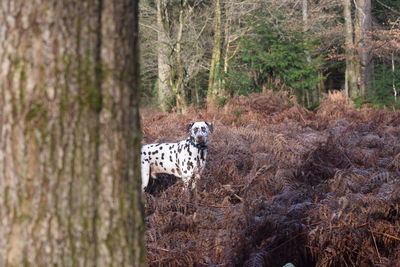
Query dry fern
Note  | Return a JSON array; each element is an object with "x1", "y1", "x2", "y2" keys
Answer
[{"x1": 143, "y1": 91, "x2": 400, "y2": 266}]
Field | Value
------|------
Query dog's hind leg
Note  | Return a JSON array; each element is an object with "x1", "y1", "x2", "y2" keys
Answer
[{"x1": 141, "y1": 161, "x2": 151, "y2": 190}]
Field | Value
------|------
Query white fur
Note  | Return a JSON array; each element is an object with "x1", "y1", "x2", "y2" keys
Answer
[{"x1": 141, "y1": 121, "x2": 213, "y2": 190}]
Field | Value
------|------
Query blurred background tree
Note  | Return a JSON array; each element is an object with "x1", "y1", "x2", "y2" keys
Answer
[{"x1": 139, "y1": 0, "x2": 400, "y2": 111}]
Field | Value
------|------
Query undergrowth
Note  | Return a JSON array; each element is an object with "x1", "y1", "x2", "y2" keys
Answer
[{"x1": 142, "y1": 91, "x2": 400, "y2": 266}]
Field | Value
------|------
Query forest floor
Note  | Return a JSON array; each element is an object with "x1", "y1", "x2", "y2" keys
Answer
[{"x1": 141, "y1": 91, "x2": 400, "y2": 267}]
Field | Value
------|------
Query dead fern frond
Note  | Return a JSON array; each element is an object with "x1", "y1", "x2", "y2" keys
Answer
[
  {"x1": 143, "y1": 90, "x2": 400, "y2": 266},
  {"x1": 245, "y1": 251, "x2": 267, "y2": 267},
  {"x1": 388, "y1": 152, "x2": 400, "y2": 171}
]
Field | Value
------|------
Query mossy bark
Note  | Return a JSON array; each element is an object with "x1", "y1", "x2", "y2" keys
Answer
[{"x1": 0, "y1": 0, "x2": 145, "y2": 266}]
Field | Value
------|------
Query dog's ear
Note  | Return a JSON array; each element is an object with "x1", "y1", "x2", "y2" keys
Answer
[
  {"x1": 206, "y1": 122, "x2": 214, "y2": 133},
  {"x1": 186, "y1": 122, "x2": 194, "y2": 133}
]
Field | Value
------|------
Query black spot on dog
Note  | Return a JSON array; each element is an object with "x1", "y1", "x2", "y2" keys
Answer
[
  {"x1": 156, "y1": 157, "x2": 158, "y2": 160},
  {"x1": 161, "y1": 153, "x2": 165, "y2": 160},
  {"x1": 160, "y1": 162, "x2": 164, "y2": 167},
  {"x1": 187, "y1": 161, "x2": 193, "y2": 169},
  {"x1": 155, "y1": 162, "x2": 158, "y2": 166},
  {"x1": 143, "y1": 152, "x2": 146, "y2": 155},
  {"x1": 159, "y1": 146, "x2": 163, "y2": 150},
  {"x1": 171, "y1": 169, "x2": 175, "y2": 173},
  {"x1": 152, "y1": 150, "x2": 158, "y2": 155},
  {"x1": 169, "y1": 155, "x2": 173, "y2": 162}
]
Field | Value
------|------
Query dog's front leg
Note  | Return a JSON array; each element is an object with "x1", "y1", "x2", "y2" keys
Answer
[{"x1": 190, "y1": 173, "x2": 201, "y2": 190}]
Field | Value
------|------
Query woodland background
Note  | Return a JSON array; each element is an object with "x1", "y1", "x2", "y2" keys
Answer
[
  {"x1": 140, "y1": 0, "x2": 400, "y2": 111},
  {"x1": 140, "y1": 0, "x2": 400, "y2": 266},
  {"x1": 0, "y1": 0, "x2": 399, "y2": 266}
]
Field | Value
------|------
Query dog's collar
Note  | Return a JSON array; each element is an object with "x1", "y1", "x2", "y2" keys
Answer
[{"x1": 188, "y1": 136, "x2": 207, "y2": 150}]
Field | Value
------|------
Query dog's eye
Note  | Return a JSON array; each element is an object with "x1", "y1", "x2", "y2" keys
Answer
[
  {"x1": 193, "y1": 128, "x2": 198, "y2": 133},
  {"x1": 201, "y1": 127, "x2": 206, "y2": 132}
]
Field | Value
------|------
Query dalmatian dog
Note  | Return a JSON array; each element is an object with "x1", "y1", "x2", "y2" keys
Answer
[{"x1": 141, "y1": 121, "x2": 213, "y2": 191}]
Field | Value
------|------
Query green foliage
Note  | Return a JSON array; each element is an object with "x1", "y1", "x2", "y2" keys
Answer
[
  {"x1": 352, "y1": 62, "x2": 400, "y2": 109},
  {"x1": 370, "y1": 62, "x2": 400, "y2": 109},
  {"x1": 227, "y1": 15, "x2": 323, "y2": 107},
  {"x1": 216, "y1": 95, "x2": 229, "y2": 107},
  {"x1": 374, "y1": 64, "x2": 397, "y2": 97},
  {"x1": 222, "y1": 69, "x2": 257, "y2": 96}
]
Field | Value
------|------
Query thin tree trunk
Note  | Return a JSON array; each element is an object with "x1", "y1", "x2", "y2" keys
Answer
[
  {"x1": 318, "y1": 70, "x2": 324, "y2": 96},
  {"x1": 207, "y1": 0, "x2": 223, "y2": 106},
  {"x1": 302, "y1": 0, "x2": 317, "y2": 106},
  {"x1": 392, "y1": 53, "x2": 397, "y2": 101},
  {"x1": 170, "y1": 0, "x2": 188, "y2": 113},
  {"x1": 303, "y1": 0, "x2": 311, "y2": 63},
  {"x1": 343, "y1": 0, "x2": 360, "y2": 98},
  {"x1": 0, "y1": 0, "x2": 145, "y2": 265},
  {"x1": 156, "y1": 0, "x2": 171, "y2": 111},
  {"x1": 222, "y1": 27, "x2": 230, "y2": 89},
  {"x1": 222, "y1": 13, "x2": 234, "y2": 96}
]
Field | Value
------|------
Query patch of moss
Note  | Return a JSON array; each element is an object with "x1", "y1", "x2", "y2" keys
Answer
[
  {"x1": 77, "y1": 55, "x2": 103, "y2": 113},
  {"x1": 26, "y1": 103, "x2": 48, "y2": 123}
]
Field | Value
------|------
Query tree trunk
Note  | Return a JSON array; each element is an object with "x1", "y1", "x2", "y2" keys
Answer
[
  {"x1": 392, "y1": 53, "x2": 397, "y2": 102},
  {"x1": 343, "y1": 0, "x2": 360, "y2": 98},
  {"x1": 355, "y1": 0, "x2": 373, "y2": 97},
  {"x1": 207, "y1": 0, "x2": 223, "y2": 106},
  {"x1": 0, "y1": 0, "x2": 145, "y2": 265},
  {"x1": 302, "y1": 0, "x2": 318, "y2": 106},
  {"x1": 303, "y1": 0, "x2": 311, "y2": 63},
  {"x1": 170, "y1": 0, "x2": 188, "y2": 113},
  {"x1": 156, "y1": 0, "x2": 171, "y2": 111},
  {"x1": 222, "y1": 20, "x2": 231, "y2": 91}
]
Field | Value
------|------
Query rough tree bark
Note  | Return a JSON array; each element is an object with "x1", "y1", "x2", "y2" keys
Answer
[{"x1": 0, "y1": 0, "x2": 145, "y2": 265}]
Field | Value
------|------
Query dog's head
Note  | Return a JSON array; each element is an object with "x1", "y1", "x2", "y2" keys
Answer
[{"x1": 186, "y1": 121, "x2": 213, "y2": 146}]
